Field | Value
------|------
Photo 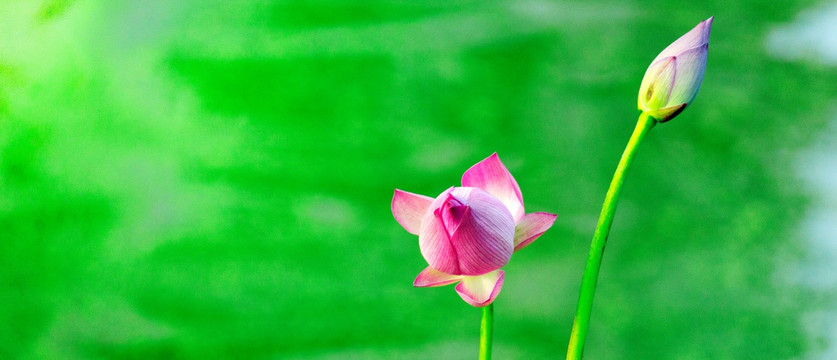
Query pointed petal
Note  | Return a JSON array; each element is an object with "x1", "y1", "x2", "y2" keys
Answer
[
  {"x1": 513, "y1": 212, "x2": 558, "y2": 252},
  {"x1": 418, "y1": 187, "x2": 462, "y2": 274},
  {"x1": 455, "y1": 270, "x2": 505, "y2": 307},
  {"x1": 448, "y1": 188, "x2": 515, "y2": 275},
  {"x1": 413, "y1": 266, "x2": 462, "y2": 287},
  {"x1": 653, "y1": 16, "x2": 713, "y2": 63},
  {"x1": 667, "y1": 44, "x2": 708, "y2": 107},
  {"x1": 461, "y1": 153, "x2": 525, "y2": 223},
  {"x1": 392, "y1": 189, "x2": 434, "y2": 235}
]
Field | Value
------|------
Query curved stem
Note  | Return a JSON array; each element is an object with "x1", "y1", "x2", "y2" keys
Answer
[
  {"x1": 479, "y1": 303, "x2": 494, "y2": 360},
  {"x1": 566, "y1": 113, "x2": 655, "y2": 359}
]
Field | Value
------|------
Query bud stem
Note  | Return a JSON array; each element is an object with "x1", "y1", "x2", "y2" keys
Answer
[
  {"x1": 566, "y1": 112, "x2": 655, "y2": 359},
  {"x1": 479, "y1": 303, "x2": 494, "y2": 360}
]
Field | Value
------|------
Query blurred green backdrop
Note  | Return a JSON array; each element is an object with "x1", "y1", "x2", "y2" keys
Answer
[{"x1": 2, "y1": 0, "x2": 837, "y2": 359}]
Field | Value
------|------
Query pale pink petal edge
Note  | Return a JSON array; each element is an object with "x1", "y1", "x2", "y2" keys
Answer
[
  {"x1": 413, "y1": 266, "x2": 462, "y2": 287},
  {"x1": 454, "y1": 270, "x2": 505, "y2": 307},
  {"x1": 392, "y1": 189, "x2": 434, "y2": 235},
  {"x1": 514, "y1": 212, "x2": 558, "y2": 252}
]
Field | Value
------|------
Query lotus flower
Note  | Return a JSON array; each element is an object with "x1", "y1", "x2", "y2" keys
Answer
[
  {"x1": 392, "y1": 153, "x2": 557, "y2": 307},
  {"x1": 638, "y1": 16, "x2": 713, "y2": 122}
]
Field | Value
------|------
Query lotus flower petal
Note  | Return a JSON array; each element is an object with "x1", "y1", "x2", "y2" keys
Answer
[
  {"x1": 437, "y1": 191, "x2": 470, "y2": 237},
  {"x1": 419, "y1": 187, "x2": 515, "y2": 276},
  {"x1": 667, "y1": 45, "x2": 709, "y2": 109},
  {"x1": 455, "y1": 270, "x2": 505, "y2": 307},
  {"x1": 653, "y1": 16, "x2": 713, "y2": 63},
  {"x1": 417, "y1": 187, "x2": 462, "y2": 274},
  {"x1": 647, "y1": 103, "x2": 687, "y2": 123},
  {"x1": 448, "y1": 190, "x2": 515, "y2": 275},
  {"x1": 392, "y1": 189, "x2": 434, "y2": 235},
  {"x1": 513, "y1": 212, "x2": 558, "y2": 252},
  {"x1": 413, "y1": 266, "x2": 462, "y2": 287},
  {"x1": 461, "y1": 153, "x2": 525, "y2": 223},
  {"x1": 639, "y1": 56, "x2": 676, "y2": 111}
]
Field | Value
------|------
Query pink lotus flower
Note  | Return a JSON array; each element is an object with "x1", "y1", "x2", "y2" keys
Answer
[
  {"x1": 638, "y1": 16, "x2": 713, "y2": 122},
  {"x1": 392, "y1": 153, "x2": 557, "y2": 307}
]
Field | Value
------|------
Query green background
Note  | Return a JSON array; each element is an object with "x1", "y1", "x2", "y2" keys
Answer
[{"x1": 2, "y1": 0, "x2": 836, "y2": 359}]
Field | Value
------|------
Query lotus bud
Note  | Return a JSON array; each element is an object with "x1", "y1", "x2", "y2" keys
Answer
[{"x1": 638, "y1": 17, "x2": 713, "y2": 122}]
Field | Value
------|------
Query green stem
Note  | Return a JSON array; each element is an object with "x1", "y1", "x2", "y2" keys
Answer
[
  {"x1": 566, "y1": 112, "x2": 655, "y2": 360},
  {"x1": 479, "y1": 303, "x2": 494, "y2": 360}
]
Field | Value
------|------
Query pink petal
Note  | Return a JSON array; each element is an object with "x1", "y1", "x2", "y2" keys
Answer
[
  {"x1": 461, "y1": 153, "x2": 525, "y2": 223},
  {"x1": 513, "y1": 212, "x2": 557, "y2": 252},
  {"x1": 419, "y1": 188, "x2": 515, "y2": 276},
  {"x1": 449, "y1": 189, "x2": 515, "y2": 275},
  {"x1": 455, "y1": 270, "x2": 505, "y2": 307},
  {"x1": 418, "y1": 188, "x2": 462, "y2": 274},
  {"x1": 392, "y1": 189, "x2": 434, "y2": 235},
  {"x1": 413, "y1": 266, "x2": 462, "y2": 287}
]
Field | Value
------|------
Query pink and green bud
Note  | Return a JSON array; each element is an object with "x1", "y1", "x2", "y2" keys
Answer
[
  {"x1": 392, "y1": 153, "x2": 558, "y2": 307},
  {"x1": 638, "y1": 16, "x2": 713, "y2": 122}
]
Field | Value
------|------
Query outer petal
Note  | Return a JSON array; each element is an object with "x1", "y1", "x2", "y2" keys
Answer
[
  {"x1": 455, "y1": 270, "x2": 505, "y2": 307},
  {"x1": 461, "y1": 153, "x2": 525, "y2": 223},
  {"x1": 392, "y1": 189, "x2": 434, "y2": 235},
  {"x1": 448, "y1": 188, "x2": 515, "y2": 276},
  {"x1": 667, "y1": 44, "x2": 708, "y2": 107},
  {"x1": 639, "y1": 56, "x2": 676, "y2": 112},
  {"x1": 418, "y1": 187, "x2": 461, "y2": 274},
  {"x1": 413, "y1": 266, "x2": 462, "y2": 287},
  {"x1": 647, "y1": 103, "x2": 687, "y2": 123},
  {"x1": 513, "y1": 212, "x2": 558, "y2": 252},
  {"x1": 652, "y1": 16, "x2": 713, "y2": 64}
]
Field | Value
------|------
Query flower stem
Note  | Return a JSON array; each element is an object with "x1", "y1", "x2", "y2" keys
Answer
[
  {"x1": 479, "y1": 303, "x2": 494, "y2": 360},
  {"x1": 566, "y1": 112, "x2": 655, "y2": 359}
]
